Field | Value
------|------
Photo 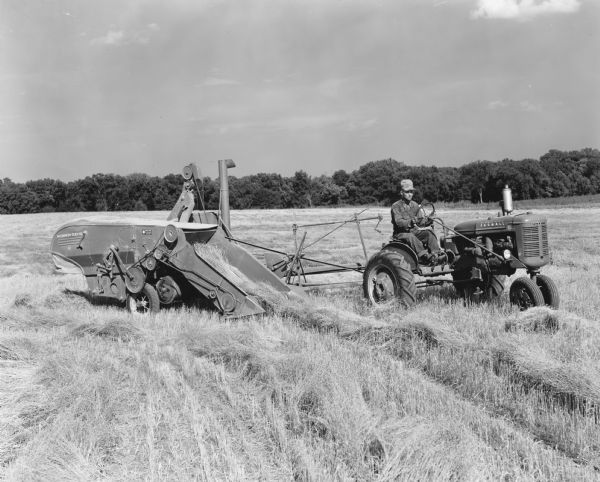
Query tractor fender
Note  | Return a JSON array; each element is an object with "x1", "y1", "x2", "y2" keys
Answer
[{"x1": 380, "y1": 242, "x2": 419, "y2": 272}]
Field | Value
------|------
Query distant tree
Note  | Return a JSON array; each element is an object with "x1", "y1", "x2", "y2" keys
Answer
[
  {"x1": 490, "y1": 159, "x2": 551, "y2": 200},
  {"x1": 64, "y1": 177, "x2": 99, "y2": 212},
  {"x1": 229, "y1": 173, "x2": 292, "y2": 209},
  {"x1": 0, "y1": 183, "x2": 39, "y2": 214},
  {"x1": 349, "y1": 158, "x2": 406, "y2": 205},
  {"x1": 310, "y1": 175, "x2": 346, "y2": 206},
  {"x1": 159, "y1": 173, "x2": 186, "y2": 210},
  {"x1": 332, "y1": 169, "x2": 350, "y2": 186},
  {"x1": 457, "y1": 161, "x2": 496, "y2": 203},
  {"x1": 133, "y1": 199, "x2": 147, "y2": 211},
  {"x1": 407, "y1": 165, "x2": 460, "y2": 203},
  {"x1": 291, "y1": 170, "x2": 312, "y2": 208},
  {"x1": 25, "y1": 178, "x2": 66, "y2": 212}
]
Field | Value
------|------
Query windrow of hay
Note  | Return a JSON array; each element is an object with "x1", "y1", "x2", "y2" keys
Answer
[
  {"x1": 70, "y1": 318, "x2": 143, "y2": 342},
  {"x1": 492, "y1": 339, "x2": 600, "y2": 416},
  {"x1": 178, "y1": 324, "x2": 285, "y2": 383},
  {"x1": 377, "y1": 416, "x2": 504, "y2": 481},
  {"x1": 5, "y1": 432, "x2": 100, "y2": 482},
  {"x1": 506, "y1": 306, "x2": 600, "y2": 337},
  {"x1": 0, "y1": 343, "x2": 20, "y2": 361},
  {"x1": 179, "y1": 323, "x2": 387, "y2": 479},
  {"x1": 261, "y1": 287, "x2": 388, "y2": 335},
  {"x1": 0, "y1": 308, "x2": 78, "y2": 330},
  {"x1": 344, "y1": 318, "x2": 469, "y2": 352},
  {"x1": 0, "y1": 336, "x2": 45, "y2": 362},
  {"x1": 43, "y1": 290, "x2": 91, "y2": 310}
]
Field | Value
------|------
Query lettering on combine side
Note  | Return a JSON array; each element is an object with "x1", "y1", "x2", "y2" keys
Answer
[{"x1": 56, "y1": 232, "x2": 84, "y2": 239}]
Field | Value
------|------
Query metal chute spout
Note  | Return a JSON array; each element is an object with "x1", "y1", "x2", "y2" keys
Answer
[
  {"x1": 160, "y1": 225, "x2": 297, "y2": 319},
  {"x1": 204, "y1": 229, "x2": 296, "y2": 296}
]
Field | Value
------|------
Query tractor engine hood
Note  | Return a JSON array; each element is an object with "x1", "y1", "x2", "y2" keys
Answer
[{"x1": 453, "y1": 213, "x2": 547, "y2": 236}]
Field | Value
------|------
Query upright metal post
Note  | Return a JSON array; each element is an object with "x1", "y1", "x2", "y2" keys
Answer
[
  {"x1": 218, "y1": 159, "x2": 235, "y2": 230},
  {"x1": 355, "y1": 213, "x2": 369, "y2": 264}
]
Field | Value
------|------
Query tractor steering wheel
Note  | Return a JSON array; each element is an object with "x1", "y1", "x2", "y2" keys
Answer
[{"x1": 420, "y1": 202, "x2": 436, "y2": 219}]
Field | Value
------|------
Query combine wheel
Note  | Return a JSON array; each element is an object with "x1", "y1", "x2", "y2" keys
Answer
[
  {"x1": 535, "y1": 274, "x2": 560, "y2": 309},
  {"x1": 127, "y1": 284, "x2": 160, "y2": 314},
  {"x1": 509, "y1": 277, "x2": 545, "y2": 311},
  {"x1": 363, "y1": 251, "x2": 416, "y2": 307}
]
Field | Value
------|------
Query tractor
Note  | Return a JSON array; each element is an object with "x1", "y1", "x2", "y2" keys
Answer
[{"x1": 362, "y1": 187, "x2": 559, "y2": 311}]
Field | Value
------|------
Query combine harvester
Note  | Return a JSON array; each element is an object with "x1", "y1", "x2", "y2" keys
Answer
[
  {"x1": 51, "y1": 161, "x2": 297, "y2": 318},
  {"x1": 51, "y1": 160, "x2": 559, "y2": 317}
]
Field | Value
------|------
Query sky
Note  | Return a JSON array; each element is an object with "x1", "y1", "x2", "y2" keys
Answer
[{"x1": 1, "y1": 0, "x2": 599, "y2": 182}]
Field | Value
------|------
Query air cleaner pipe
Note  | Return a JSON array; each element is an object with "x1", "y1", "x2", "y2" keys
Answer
[
  {"x1": 218, "y1": 159, "x2": 235, "y2": 230},
  {"x1": 502, "y1": 185, "x2": 513, "y2": 215}
]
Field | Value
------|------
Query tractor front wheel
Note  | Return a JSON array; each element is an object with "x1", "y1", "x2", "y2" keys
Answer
[
  {"x1": 127, "y1": 284, "x2": 160, "y2": 314},
  {"x1": 535, "y1": 274, "x2": 560, "y2": 309},
  {"x1": 509, "y1": 277, "x2": 545, "y2": 311},
  {"x1": 363, "y1": 251, "x2": 416, "y2": 307}
]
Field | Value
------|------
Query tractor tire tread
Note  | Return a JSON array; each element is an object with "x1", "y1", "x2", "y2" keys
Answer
[
  {"x1": 535, "y1": 274, "x2": 560, "y2": 309},
  {"x1": 509, "y1": 276, "x2": 545, "y2": 310},
  {"x1": 363, "y1": 251, "x2": 417, "y2": 307}
]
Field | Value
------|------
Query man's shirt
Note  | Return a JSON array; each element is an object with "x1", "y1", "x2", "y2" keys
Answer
[{"x1": 391, "y1": 199, "x2": 421, "y2": 235}]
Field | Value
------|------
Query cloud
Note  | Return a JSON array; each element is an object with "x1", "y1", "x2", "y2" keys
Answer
[
  {"x1": 519, "y1": 100, "x2": 542, "y2": 111},
  {"x1": 201, "y1": 77, "x2": 241, "y2": 87},
  {"x1": 91, "y1": 29, "x2": 125, "y2": 46},
  {"x1": 471, "y1": 0, "x2": 581, "y2": 20},
  {"x1": 487, "y1": 100, "x2": 509, "y2": 109},
  {"x1": 90, "y1": 24, "x2": 160, "y2": 46},
  {"x1": 196, "y1": 114, "x2": 377, "y2": 135}
]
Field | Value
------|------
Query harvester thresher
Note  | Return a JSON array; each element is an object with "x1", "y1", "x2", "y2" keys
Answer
[{"x1": 51, "y1": 161, "x2": 297, "y2": 318}]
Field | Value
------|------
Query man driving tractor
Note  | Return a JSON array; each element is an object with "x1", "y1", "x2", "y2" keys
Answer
[{"x1": 391, "y1": 179, "x2": 446, "y2": 265}]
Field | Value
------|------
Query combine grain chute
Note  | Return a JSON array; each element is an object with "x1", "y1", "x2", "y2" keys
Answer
[{"x1": 50, "y1": 160, "x2": 297, "y2": 318}]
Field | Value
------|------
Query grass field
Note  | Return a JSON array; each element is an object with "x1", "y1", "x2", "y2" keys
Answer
[{"x1": 1, "y1": 204, "x2": 599, "y2": 480}]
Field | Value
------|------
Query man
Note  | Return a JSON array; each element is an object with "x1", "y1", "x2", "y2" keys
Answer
[{"x1": 391, "y1": 179, "x2": 444, "y2": 264}]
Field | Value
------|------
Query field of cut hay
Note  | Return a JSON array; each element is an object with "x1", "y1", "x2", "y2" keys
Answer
[{"x1": 1, "y1": 205, "x2": 599, "y2": 480}]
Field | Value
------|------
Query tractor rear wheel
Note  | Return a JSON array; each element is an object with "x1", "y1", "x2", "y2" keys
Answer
[
  {"x1": 535, "y1": 274, "x2": 560, "y2": 309},
  {"x1": 509, "y1": 277, "x2": 545, "y2": 311},
  {"x1": 363, "y1": 251, "x2": 416, "y2": 307},
  {"x1": 127, "y1": 284, "x2": 160, "y2": 314}
]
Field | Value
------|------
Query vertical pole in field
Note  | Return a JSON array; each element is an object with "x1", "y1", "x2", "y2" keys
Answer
[
  {"x1": 218, "y1": 159, "x2": 235, "y2": 230},
  {"x1": 355, "y1": 213, "x2": 368, "y2": 264}
]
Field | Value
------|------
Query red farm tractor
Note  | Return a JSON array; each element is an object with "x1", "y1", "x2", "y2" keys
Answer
[{"x1": 362, "y1": 189, "x2": 559, "y2": 311}]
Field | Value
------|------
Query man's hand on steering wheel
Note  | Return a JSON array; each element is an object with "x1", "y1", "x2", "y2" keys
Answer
[{"x1": 415, "y1": 216, "x2": 433, "y2": 228}]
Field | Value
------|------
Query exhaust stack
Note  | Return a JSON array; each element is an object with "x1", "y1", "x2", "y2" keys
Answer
[
  {"x1": 218, "y1": 159, "x2": 236, "y2": 230},
  {"x1": 502, "y1": 185, "x2": 513, "y2": 215}
]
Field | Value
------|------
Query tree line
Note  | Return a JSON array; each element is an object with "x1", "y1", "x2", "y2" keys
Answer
[{"x1": 1, "y1": 148, "x2": 599, "y2": 214}]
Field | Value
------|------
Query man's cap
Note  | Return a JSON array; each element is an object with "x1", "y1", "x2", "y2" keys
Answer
[{"x1": 400, "y1": 179, "x2": 414, "y2": 192}]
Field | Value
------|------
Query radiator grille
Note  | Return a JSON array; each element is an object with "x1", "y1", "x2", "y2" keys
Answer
[{"x1": 522, "y1": 222, "x2": 548, "y2": 258}]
